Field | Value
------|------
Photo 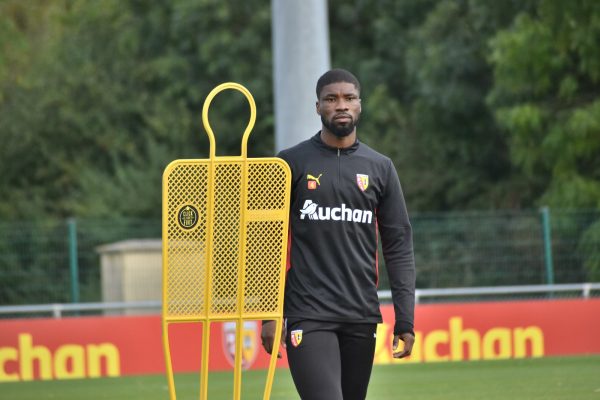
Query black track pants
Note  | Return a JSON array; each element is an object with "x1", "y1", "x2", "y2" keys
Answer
[{"x1": 285, "y1": 319, "x2": 377, "y2": 400}]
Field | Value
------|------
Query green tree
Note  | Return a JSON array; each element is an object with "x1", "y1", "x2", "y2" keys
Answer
[
  {"x1": 0, "y1": 0, "x2": 69, "y2": 217},
  {"x1": 488, "y1": 0, "x2": 600, "y2": 281},
  {"x1": 488, "y1": 0, "x2": 600, "y2": 209},
  {"x1": 329, "y1": 0, "x2": 528, "y2": 211},
  {"x1": 0, "y1": 0, "x2": 273, "y2": 219}
]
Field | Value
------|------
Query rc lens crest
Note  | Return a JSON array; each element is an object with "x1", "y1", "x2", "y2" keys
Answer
[
  {"x1": 178, "y1": 205, "x2": 199, "y2": 229},
  {"x1": 290, "y1": 330, "x2": 303, "y2": 347},
  {"x1": 356, "y1": 174, "x2": 369, "y2": 191}
]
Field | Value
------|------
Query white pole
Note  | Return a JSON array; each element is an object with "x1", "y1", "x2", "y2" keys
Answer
[{"x1": 272, "y1": 0, "x2": 331, "y2": 152}]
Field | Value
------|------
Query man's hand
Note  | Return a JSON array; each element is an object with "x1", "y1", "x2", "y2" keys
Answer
[
  {"x1": 392, "y1": 332, "x2": 415, "y2": 359},
  {"x1": 261, "y1": 320, "x2": 286, "y2": 359}
]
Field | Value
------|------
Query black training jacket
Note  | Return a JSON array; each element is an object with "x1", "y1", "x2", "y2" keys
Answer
[{"x1": 278, "y1": 133, "x2": 416, "y2": 335}]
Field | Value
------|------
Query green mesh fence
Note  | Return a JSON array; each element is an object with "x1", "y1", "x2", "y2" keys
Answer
[
  {"x1": 0, "y1": 209, "x2": 599, "y2": 306},
  {"x1": 378, "y1": 209, "x2": 599, "y2": 291},
  {"x1": 410, "y1": 210, "x2": 548, "y2": 288},
  {"x1": 0, "y1": 218, "x2": 160, "y2": 305},
  {"x1": 0, "y1": 220, "x2": 70, "y2": 305}
]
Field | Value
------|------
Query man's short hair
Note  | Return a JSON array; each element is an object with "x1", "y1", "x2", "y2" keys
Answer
[{"x1": 316, "y1": 69, "x2": 361, "y2": 99}]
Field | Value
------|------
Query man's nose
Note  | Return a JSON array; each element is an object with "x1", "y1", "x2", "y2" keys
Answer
[{"x1": 336, "y1": 99, "x2": 350, "y2": 110}]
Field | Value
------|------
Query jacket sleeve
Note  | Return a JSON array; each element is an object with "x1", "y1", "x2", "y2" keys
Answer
[{"x1": 377, "y1": 160, "x2": 416, "y2": 335}]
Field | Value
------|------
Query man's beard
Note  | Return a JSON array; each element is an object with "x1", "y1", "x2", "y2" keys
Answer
[{"x1": 321, "y1": 114, "x2": 359, "y2": 138}]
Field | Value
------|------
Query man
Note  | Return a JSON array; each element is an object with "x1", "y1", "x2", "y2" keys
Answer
[{"x1": 262, "y1": 69, "x2": 416, "y2": 400}]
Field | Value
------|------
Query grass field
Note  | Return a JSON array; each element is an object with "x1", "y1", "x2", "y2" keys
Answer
[{"x1": 2, "y1": 355, "x2": 599, "y2": 399}]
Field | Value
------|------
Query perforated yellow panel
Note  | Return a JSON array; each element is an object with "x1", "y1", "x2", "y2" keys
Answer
[
  {"x1": 165, "y1": 164, "x2": 209, "y2": 318},
  {"x1": 163, "y1": 159, "x2": 290, "y2": 321},
  {"x1": 162, "y1": 82, "x2": 290, "y2": 400}
]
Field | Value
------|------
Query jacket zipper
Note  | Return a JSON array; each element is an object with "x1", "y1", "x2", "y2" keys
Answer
[{"x1": 337, "y1": 148, "x2": 341, "y2": 183}]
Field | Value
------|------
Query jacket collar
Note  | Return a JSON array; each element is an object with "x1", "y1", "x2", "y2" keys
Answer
[{"x1": 310, "y1": 131, "x2": 360, "y2": 155}]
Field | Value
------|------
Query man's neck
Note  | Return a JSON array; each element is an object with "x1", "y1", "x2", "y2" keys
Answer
[{"x1": 320, "y1": 129, "x2": 357, "y2": 149}]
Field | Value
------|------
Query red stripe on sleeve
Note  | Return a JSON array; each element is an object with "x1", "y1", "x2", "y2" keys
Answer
[
  {"x1": 375, "y1": 210, "x2": 379, "y2": 287},
  {"x1": 286, "y1": 228, "x2": 293, "y2": 273}
]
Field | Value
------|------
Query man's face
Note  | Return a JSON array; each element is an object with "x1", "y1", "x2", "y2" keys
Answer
[{"x1": 316, "y1": 82, "x2": 361, "y2": 137}]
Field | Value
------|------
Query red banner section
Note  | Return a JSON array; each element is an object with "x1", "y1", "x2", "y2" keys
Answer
[
  {"x1": 0, "y1": 317, "x2": 287, "y2": 382},
  {"x1": 1, "y1": 299, "x2": 599, "y2": 382},
  {"x1": 375, "y1": 299, "x2": 600, "y2": 364}
]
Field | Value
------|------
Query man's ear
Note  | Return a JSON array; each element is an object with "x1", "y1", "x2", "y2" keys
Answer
[{"x1": 316, "y1": 101, "x2": 321, "y2": 115}]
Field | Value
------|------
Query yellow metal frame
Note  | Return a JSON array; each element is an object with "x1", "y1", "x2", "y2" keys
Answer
[{"x1": 162, "y1": 83, "x2": 291, "y2": 400}]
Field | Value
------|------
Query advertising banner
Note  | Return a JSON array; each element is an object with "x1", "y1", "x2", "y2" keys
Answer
[
  {"x1": 1, "y1": 299, "x2": 599, "y2": 382},
  {"x1": 374, "y1": 299, "x2": 600, "y2": 364}
]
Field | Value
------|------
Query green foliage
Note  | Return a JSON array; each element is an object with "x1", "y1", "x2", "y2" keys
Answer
[
  {"x1": 330, "y1": 0, "x2": 528, "y2": 210},
  {"x1": 1, "y1": 0, "x2": 600, "y2": 296},
  {"x1": 0, "y1": 0, "x2": 273, "y2": 219},
  {"x1": 488, "y1": 0, "x2": 600, "y2": 209},
  {"x1": 487, "y1": 0, "x2": 600, "y2": 279},
  {"x1": 2, "y1": 0, "x2": 599, "y2": 219}
]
